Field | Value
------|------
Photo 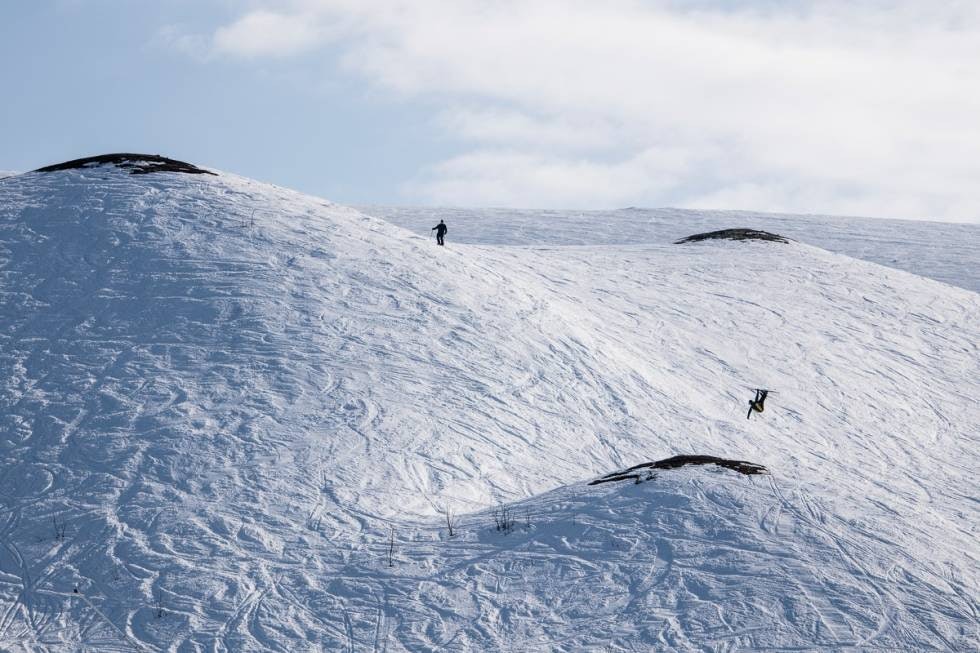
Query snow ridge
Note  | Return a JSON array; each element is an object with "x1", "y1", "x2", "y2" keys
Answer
[
  {"x1": 0, "y1": 167, "x2": 977, "y2": 651},
  {"x1": 366, "y1": 205, "x2": 980, "y2": 294}
]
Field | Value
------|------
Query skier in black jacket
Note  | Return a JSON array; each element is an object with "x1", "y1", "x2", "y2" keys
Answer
[
  {"x1": 747, "y1": 389, "x2": 769, "y2": 419},
  {"x1": 431, "y1": 220, "x2": 448, "y2": 246}
]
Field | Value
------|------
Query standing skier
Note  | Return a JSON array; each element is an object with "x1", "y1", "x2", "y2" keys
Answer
[{"x1": 431, "y1": 220, "x2": 448, "y2": 246}]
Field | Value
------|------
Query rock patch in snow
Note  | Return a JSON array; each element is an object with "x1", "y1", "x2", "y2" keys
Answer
[
  {"x1": 34, "y1": 153, "x2": 217, "y2": 176},
  {"x1": 589, "y1": 455, "x2": 769, "y2": 485},
  {"x1": 675, "y1": 228, "x2": 789, "y2": 244}
]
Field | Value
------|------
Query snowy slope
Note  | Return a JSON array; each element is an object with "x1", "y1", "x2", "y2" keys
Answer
[
  {"x1": 0, "y1": 164, "x2": 977, "y2": 651},
  {"x1": 365, "y1": 206, "x2": 980, "y2": 294}
]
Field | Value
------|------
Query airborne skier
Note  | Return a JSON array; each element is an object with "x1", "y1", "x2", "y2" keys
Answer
[{"x1": 747, "y1": 389, "x2": 769, "y2": 419}]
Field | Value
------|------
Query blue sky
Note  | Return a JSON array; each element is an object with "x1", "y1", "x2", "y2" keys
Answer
[
  {"x1": 1, "y1": 1, "x2": 454, "y2": 205},
  {"x1": 2, "y1": 1, "x2": 979, "y2": 221}
]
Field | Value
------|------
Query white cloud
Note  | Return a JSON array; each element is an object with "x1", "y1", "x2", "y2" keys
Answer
[
  {"x1": 413, "y1": 146, "x2": 700, "y2": 208},
  {"x1": 208, "y1": 1, "x2": 980, "y2": 220},
  {"x1": 438, "y1": 108, "x2": 620, "y2": 152},
  {"x1": 155, "y1": 25, "x2": 212, "y2": 60},
  {"x1": 213, "y1": 10, "x2": 326, "y2": 58}
]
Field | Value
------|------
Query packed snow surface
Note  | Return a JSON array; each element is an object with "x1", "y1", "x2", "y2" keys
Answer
[
  {"x1": 0, "y1": 167, "x2": 977, "y2": 651},
  {"x1": 366, "y1": 206, "x2": 980, "y2": 294}
]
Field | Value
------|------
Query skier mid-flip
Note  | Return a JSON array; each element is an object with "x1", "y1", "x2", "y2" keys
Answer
[
  {"x1": 747, "y1": 389, "x2": 769, "y2": 419},
  {"x1": 431, "y1": 220, "x2": 448, "y2": 246}
]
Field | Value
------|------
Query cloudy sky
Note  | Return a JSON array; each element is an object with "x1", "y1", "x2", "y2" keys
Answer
[{"x1": 2, "y1": 1, "x2": 979, "y2": 221}]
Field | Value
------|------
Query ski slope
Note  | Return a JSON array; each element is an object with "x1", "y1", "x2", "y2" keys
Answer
[
  {"x1": 0, "y1": 164, "x2": 977, "y2": 651},
  {"x1": 366, "y1": 205, "x2": 980, "y2": 295}
]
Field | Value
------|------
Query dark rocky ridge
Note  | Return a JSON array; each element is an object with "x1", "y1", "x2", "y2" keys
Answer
[
  {"x1": 589, "y1": 455, "x2": 769, "y2": 485},
  {"x1": 675, "y1": 228, "x2": 789, "y2": 244},
  {"x1": 35, "y1": 153, "x2": 217, "y2": 176}
]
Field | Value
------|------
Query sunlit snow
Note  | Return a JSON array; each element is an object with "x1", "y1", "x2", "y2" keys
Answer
[{"x1": 0, "y1": 166, "x2": 976, "y2": 651}]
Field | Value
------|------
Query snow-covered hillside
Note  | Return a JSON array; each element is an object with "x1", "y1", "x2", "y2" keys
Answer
[
  {"x1": 366, "y1": 206, "x2": 980, "y2": 294},
  {"x1": 0, "y1": 163, "x2": 977, "y2": 651}
]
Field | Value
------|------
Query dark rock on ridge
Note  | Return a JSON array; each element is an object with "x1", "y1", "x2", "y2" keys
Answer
[
  {"x1": 35, "y1": 153, "x2": 216, "y2": 176},
  {"x1": 675, "y1": 228, "x2": 789, "y2": 244},
  {"x1": 589, "y1": 455, "x2": 769, "y2": 485}
]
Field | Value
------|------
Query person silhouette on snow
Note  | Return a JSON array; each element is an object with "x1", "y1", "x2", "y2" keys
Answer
[
  {"x1": 746, "y1": 389, "x2": 769, "y2": 419},
  {"x1": 432, "y1": 220, "x2": 448, "y2": 246}
]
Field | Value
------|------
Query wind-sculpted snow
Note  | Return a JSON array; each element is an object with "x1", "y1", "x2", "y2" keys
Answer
[{"x1": 0, "y1": 167, "x2": 977, "y2": 651}]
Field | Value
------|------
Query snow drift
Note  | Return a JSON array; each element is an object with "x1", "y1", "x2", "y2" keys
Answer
[{"x1": 0, "y1": 159, "x2": 977, "y2": 651}]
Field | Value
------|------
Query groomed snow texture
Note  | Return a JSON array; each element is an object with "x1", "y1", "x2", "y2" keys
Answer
[{"x1": 0, "y1": 167, "x2": 977, "y2": 651}]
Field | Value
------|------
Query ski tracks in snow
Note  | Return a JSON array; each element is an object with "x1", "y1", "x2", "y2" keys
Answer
[{"x1": 0, "y1": 169, "x2": 977, "y2": 650}]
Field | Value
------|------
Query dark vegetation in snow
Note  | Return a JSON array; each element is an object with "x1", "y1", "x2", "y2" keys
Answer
[
  {"x1": 35, "y1": 153, "x2": 217, "y2": 176},
  {"x1": 589, "y1": 455, "x2": 769, "y2": 485},
  {"x1": 675, "y1": 228, "x2": 789, "y2": 244}
]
